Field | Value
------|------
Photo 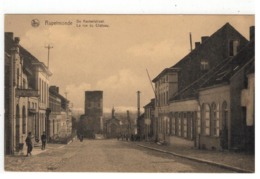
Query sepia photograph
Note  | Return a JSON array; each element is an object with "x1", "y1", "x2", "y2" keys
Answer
[{"x1": 3, "y1": 13, "x2": 255, "y2": 173}]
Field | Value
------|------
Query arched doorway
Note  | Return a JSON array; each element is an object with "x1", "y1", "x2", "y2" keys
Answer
[{"x1": 221, "y1": 101, "x2": 228, "y2": 150}]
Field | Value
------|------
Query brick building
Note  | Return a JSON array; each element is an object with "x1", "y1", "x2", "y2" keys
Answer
[
  {"x1": 4, "y1": 32, "x2": 51, "y2": 154},
  {"x1": 152, "y1": 23, "x2": 254, "y2": 152}
]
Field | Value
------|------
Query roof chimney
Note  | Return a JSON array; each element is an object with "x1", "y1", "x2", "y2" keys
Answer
[
  {"x1": 14, "y1": 37, "x2": 20, "y2": 45},
  {"x1": 201, "y1": 36, "x2": 209, "y2": 43},
  {"x1": 250, "y1": 26, "x2": 255, "y2": 41},
  {"x1": 50, "y1": 86, "x2": 59, "y2": 94},
  {"x1": 5, "y1": 32, "x2": 14, "y2": 40},
  {"x1": 195, "y1": 42, "x2": 201, "y2": 48}
]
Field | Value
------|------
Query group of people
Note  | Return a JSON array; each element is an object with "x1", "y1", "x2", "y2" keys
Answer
[
  {"x1": 117, "y1": 133, "x2": 144, "y2": 142},
  {"x1": 117, "y1": 134, "x2": 130, "y2": 141},
  {"x1": 25, "y1": 131, "x2": 47, "y2": 157}
]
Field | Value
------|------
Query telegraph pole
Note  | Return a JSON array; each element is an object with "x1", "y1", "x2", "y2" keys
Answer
[
  {"x1": 189, "y1": 32, "x2": 193, "y2": 51},
  {"x1": 45, "y1": 44, "x2": 53, "y2": 69}
]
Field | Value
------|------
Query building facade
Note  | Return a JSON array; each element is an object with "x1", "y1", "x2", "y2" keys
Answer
[
  {"x1": 4, "y1": 32, "x2": 51, "y2": 154},
  {"x1": 151, "y1": 23, "x2": 254, "y2": 152},
  {"x1": 49, "y1": 86, "x2": 72, "y2": 141}
]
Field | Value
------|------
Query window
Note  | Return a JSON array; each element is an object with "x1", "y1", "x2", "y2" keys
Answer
[
  {"x1": 166, "y1": 117, "x2": 170, "y2": 135},
  {"x1": 171, "y1": 115, "x2": 176, "y2": 135},
  {"x1": 39, "y1": 79, "x2": 41, "y2": 102},
  {"x1": 200, "y1": 59, "x2": 209, "y2": 71},
  {"x1": 203, "y1": 104, "x2": 210, "y2": 135},
  {"x1": 178, "y1": 113, "x2": 182, "y2": 136},
  {"x1": 166, "y1": 91, "x2": 168, "y2": 104},
  {"x1": 222, "y1": 101, "x2": 228, "y2": 130},
  {"x1": 229, "y1": 40, "x2": 239, "y2": 56},
  {"x1": 23, "y1": 78, "x2": 26, "y2": 89},
  {"x1": 17, "y1": 69, "x2": 20, "y2": 88},
  {"x1": 211, "y1": 103, "x2": 220, "y2": 136},
  {"x1": 183, "y1": 113, "x2": 187, "y2": 138},
  {"x1": 197, "y1": 105, "x2": 201, "y2": 134}
]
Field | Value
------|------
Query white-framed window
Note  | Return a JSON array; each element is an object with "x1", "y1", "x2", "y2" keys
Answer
[
  {"x1": 183, "y1": 113, "x2": 187, "y2": 138},
  {"x1": 211, "y1": 103, "x2": 220, "y2": 136},
  {"x1": 166, "y1": 117, "x2": 170, "y2": 135},
  {"x1": 229, "y1": 39, "x2": 239, "y2": 56},
  {"x1": 171, "y1": 115, "x2": 176, "y2": 135},
  {"x1": 178, "y1": 113, "x2": 182, "y2": 136},
  {"x1": 200, "y1": 59, "x2": 209, "y2": 71},
  {"x1": 204, "y1": 104, "x2": 210, "y2": 135},
  {"x1": 197, "y1": 105, "x2": 201, "y2": 134}
]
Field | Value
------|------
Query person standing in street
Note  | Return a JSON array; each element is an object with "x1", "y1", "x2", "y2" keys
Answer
[
  {"x1": 25, "y1": 132, "x2": 33, "y2": 156},
  {"x1": 41, "y1": 131, "x2": 47, "y2": 150}
]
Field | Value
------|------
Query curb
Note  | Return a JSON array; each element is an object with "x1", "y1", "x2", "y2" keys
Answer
[{"x1": 137, "y1": 144, "x2": 253, "y2": 173}]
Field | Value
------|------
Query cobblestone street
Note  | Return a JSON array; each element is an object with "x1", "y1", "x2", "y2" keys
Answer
[{"x1": 5, "y1": 139, "x2": 235, "y2": 173}]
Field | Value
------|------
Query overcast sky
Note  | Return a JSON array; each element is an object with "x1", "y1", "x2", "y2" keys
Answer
[{"x1": 5, "y1": 15, "x2": 254, "y2": 113}]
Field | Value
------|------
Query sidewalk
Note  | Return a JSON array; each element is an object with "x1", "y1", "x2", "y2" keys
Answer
[
  {"x1": 14, "y1": 143, "x2": 66, "y2": 156},
  {"x1": 136, "y1": 141, "x2": 255, "y2": 173},
  {"x1": 4, "y1": 143, "x2": 68, "y2": 171}
]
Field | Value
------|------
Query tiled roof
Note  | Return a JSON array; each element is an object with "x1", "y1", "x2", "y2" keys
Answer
[
  {"x1": 171, "y1": 23, "x2": 248, "y2": 69},
  {"x1": 170, "y1": 40, "x2": 254, "y2": 101},
  {"x1": 143, "y1": 98, "x2": 155, "y2": 108},
  {"x1": 200, "y1": 40, "x2": 254, "y2": 88},
  {"x1": 152, "y1": 68, "x2": 181, "y2": 82}
]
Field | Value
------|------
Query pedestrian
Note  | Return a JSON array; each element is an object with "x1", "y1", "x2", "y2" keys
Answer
[
  {"x1": 41, "y1": 131, "x2": 47, "y2": 150},
  {"x1": 80, "y1": 134, "x2": 83, "y2": 142},
  {"x1": 25, "y1": 132, "x2": 33, "y2": 156}
]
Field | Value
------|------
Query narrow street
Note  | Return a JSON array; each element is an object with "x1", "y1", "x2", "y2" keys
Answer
[{"x1": 5, "y1": 139, "x2": 234, "y2": 173}]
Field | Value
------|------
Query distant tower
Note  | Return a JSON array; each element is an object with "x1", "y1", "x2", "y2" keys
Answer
[
  {"x1": 84, "y1": 91, "x2": 103, "y2": 134},
  {"x1": 85, "y1": 91, "x2": 103, "y2": 116}
]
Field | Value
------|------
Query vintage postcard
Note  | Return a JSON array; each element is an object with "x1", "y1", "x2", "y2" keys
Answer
[{"x1": 3, "y1": 14, "x2": 255, "y2": 173}]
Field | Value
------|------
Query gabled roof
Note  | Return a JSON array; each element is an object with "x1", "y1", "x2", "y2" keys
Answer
[
  {"x1": 49, "y1": 88, "x2": 69, "y2": 103},
  {"x1": 4, "y1": 32, "x2": 52, "y2": 76},
  {"x1": 170, "y1": 40, "x2": 254, "y2": 101},
  {"x1": 20, "y1": 46, "x2": 52, "y2": 76},
  {"x1": 152, "y1": 68, "x2": 181, "y2": 82},
  {"x1": 171, "y1": 23, "x2": 248, "y2": 69},
  {"x1": 143, "y1": 98, "x2": 155, "y2": 108}
]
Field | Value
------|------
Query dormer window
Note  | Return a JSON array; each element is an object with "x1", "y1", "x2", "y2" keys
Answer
[
  {"x1": 229, "y1": 40, "x2": 239, "y2": 56},
  {"x1": 200, "y1": 59, "x2": 209, "y2": 71}
]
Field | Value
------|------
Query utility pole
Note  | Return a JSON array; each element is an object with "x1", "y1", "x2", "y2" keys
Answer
[
  {"x1": 45, "y1": 44, "x2": 53, "y2": 69},
  {"x1": 189, "y1": 32, "x2": 193, "y2": 52},
  {"x1": 137, "y1": 91, "x2": 141, "y2": 135}
]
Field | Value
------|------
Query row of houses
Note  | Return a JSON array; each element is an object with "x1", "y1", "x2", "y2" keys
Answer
[
  {"x1": 4, "y1": 32, "x2": 73, "y2": 155},
  {"x1": 138, "y1": 23, "x2": 255, "y2": 152}
]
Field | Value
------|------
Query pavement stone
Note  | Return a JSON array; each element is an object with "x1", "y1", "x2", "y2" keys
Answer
[
  {"x1": 136, "y1": 141, "x2": 255, "y2": 173},
  {"x1": 3, "y1": 139, "x2": 254, "y2": 173},
  {"x1": 4, "y1": 143, "x2": 68, "y2": 172}
]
